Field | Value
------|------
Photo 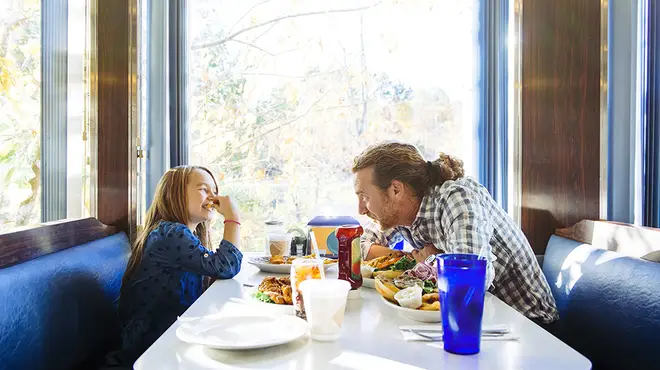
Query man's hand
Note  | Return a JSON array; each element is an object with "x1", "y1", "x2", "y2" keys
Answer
[{"x1": 411, "y1": 244, "x2": 441, "y2": 263}]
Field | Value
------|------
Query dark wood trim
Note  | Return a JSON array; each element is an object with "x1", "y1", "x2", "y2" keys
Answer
[
  {"x1": 643, "y1": 0, "x2": 660, "y2": 227},
  {"x1": 0, "y1": 218, "x2": 118, "y2": 269},
  {"x1": 0, "y1": 1, "x2": 137, "y2": 269},
  {"x1": 520, "y1": 0, "x2": 602, "y2": 254},
  {"x1": 555, "y1": 220, "x2": 660, "y2": 258},
  {"x1": 96, "y1": 0, "x2": 133, "y2": 235}
]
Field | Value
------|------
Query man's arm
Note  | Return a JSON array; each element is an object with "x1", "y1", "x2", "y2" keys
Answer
[
  {"x1": 366, "y1": 244, "x2": 405, "y2": 260},
  {"x1": 361, "y1": 223, "x2": 395, "y2": 260},
  {"x1": 361, "y1": 222, "x2": 410, "y2": 260}
]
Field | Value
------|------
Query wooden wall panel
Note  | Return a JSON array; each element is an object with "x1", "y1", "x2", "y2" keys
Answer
[
  {"x1": 521, "y1": 0, "x2": 602, "y2": 253},
  {"x1": 97, "y1": 0, "x2": 132, "y2": 234}
]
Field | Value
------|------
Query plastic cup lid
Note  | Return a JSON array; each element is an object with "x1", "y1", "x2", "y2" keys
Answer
[{"x1": 266, "y1": 232, "x2": 292, "y2": 241}]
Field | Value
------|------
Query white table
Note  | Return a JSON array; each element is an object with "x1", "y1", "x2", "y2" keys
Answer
[{"x1": 135, "y1": 261, "x2": 591, "y2": 370}]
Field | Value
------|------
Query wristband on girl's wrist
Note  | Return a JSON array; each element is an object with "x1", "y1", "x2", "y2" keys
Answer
[{"x1": 224, "y1": 219, "x2": 241, "y2": 226}]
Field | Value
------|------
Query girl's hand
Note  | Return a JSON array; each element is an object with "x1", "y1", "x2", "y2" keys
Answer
[
  {"x1": 211, "y1": 195, "x2": 241, "y2": 248},
  {"x1": 210, "y1": 195, "x2": 241, "y2": 222}
]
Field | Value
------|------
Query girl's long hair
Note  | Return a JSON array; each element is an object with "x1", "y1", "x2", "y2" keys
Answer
[{"x1": 123, "y1": 165, "x2": 218, "y2": 284}]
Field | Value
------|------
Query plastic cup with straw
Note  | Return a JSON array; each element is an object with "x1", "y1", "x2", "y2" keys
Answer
[{"x1": 463, "y1": 243, "x2": 490, "y2": 305}]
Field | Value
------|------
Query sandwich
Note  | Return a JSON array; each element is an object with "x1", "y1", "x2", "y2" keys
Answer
[{"x1": 366, "y1": 253, "x2": 416, "y2": 279}]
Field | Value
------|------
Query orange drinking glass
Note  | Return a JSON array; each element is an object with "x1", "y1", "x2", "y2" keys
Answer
[{"x1": 290, "y1": 258, "x2": 325, "y2": 320}]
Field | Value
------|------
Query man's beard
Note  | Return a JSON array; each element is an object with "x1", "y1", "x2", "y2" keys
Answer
[{"x1": 367, "y1": 196, "x2": 398, "y2": 230}]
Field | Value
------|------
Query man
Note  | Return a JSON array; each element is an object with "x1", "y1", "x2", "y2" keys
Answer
[{"x1": 352, "y1": 141, "x2": 559, "y2": 325}]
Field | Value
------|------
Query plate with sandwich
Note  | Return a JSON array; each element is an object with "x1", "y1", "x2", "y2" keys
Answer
[{"x1": 372, "y1": 258, "x2": 441, "y2": 322}]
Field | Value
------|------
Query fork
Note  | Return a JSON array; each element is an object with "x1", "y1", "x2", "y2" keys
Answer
[{"x1": 408, "y1": 329, "x2": 507, "y2": 341}]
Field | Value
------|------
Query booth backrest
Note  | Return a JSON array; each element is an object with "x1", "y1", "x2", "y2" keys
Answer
[
  {"x1": 0, "y1": 232, "x2": 130, "y2": 370},
  {"x1": 543, "y1": 235, "x2": 660, "y2": 370}
]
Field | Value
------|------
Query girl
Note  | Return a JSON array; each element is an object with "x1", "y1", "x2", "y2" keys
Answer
[{"x1": 103, "y1": 165, "x2": 243, "y2": 368}]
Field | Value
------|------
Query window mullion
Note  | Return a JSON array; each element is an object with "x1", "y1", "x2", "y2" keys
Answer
[
  {"x1": 168, "y1": 0, "x2": 188, "y2": 166},
  {"x1": 41, "y1": 0, "x2": 68, "y2": 222},
  {"x1": 478, "y1": 0, "x2": 509, "y2": 210}
]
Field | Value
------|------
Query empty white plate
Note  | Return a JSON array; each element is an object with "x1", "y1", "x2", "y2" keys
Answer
[{"x1": 176, "y1": 314, "x2": 309, "y2": 350}]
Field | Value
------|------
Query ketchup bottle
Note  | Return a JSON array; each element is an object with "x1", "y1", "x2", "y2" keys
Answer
[{"x1": 336, "y1": 224, "x2": 363, "y2": 298}]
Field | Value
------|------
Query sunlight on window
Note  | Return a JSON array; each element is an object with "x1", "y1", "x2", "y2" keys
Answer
[
  {"x1": 189, "y1": 0, "x2": 478, "y2": 251},
  {"x1": 0, "y1": 1, "x2": 91, "y2": 233},
  {"x1": 0, "y1": 0, "x2": 41, "y2": 231}
]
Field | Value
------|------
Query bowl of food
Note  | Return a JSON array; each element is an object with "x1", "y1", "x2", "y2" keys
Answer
[
  {"x1": 374, "y1": 260, "x2": 441, "y2": 322},
  {"x1": 379, "y1": 294, "x2": 441, "y2": 323},
  {"x1": 248, "y1": 255, "x2": 337, "y2": 274},
  {"x1": 246, "y1": 276, "x2": 294, "y2": 315}
]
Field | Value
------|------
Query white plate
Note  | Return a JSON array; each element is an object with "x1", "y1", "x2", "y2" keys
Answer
[
  {"x1": 379, "y1": 296, "x2": 442, "y2": 323},
  {"x1": 176, "y1": 314, "x2": 309, "y2": 350},
  {"x1": 243, "y1": 287, "x2": 294, "y2": 316},
  {"x1": 363, "y1": 277, "x2": 375, "y2": 289},
  {"x1": 247, "y1": 256, "x2": 337, "y2": 274}
]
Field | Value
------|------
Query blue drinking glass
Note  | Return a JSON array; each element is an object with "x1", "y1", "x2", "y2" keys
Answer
[{"x1": 436, "y1": 253, "x2": 487, "y2": 355}]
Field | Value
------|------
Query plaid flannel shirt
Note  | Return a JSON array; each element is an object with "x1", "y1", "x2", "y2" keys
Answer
[{"x1": 361, "y1": 177, "x2": 559, "y2": 323}]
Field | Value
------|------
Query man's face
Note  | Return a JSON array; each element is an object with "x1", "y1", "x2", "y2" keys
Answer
[{"x1": 354, "y1": 168, "x2": 399, "y2": 230}]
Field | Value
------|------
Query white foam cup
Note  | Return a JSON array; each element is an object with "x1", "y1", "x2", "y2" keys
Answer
[{"x1": 298, "y1": 279, "x2": 351, "y2": 341}]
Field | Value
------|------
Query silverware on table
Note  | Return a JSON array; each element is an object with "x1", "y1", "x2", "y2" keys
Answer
[{"x1": 407, "y1": 328, "x2": 509, "y2": 341}]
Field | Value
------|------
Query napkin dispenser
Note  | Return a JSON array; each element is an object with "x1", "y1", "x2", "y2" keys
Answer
[{"x1": 306, "y1": 216, "x2": 359, "y2": 257}]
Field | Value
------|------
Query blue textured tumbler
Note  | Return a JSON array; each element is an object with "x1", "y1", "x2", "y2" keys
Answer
[{"x1": 436, "y1": 253, "x2": 487, "y2": 355}]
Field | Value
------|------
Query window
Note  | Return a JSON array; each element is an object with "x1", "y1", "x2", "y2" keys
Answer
[
  {"x1": 0, "y1": 0, "x2": 93, "y2": 233},
  {"x1": 187, "y1": 0, "x2": 480, "y2": 251}
]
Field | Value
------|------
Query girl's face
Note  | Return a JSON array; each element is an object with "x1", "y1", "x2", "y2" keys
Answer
[{"x1": 186, "y1": 169, "x2": 218, "y2": 226}]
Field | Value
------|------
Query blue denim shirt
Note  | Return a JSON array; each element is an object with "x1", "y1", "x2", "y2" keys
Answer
[{"x1": 112, "y1": 221, "x2": 242, "y2": 365}]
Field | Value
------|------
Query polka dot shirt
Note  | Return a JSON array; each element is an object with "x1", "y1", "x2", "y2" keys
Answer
[{"x1": 115, "y1": 221, "x2": 242, "y2": 361}]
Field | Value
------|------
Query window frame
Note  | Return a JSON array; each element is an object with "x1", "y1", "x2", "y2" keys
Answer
[
  {"x1": 477, "y1": 0, "x2": 510, "y2": 211},
  {"x1": 0, "y1": 0, "x2": 139, "y2": 261},
  {"x1": 41, "y1": 0, "x2": 69, "y2": 222},
  {"x1": 642, "y1": 0, "x2": 660, "y2": 227},
  {"x1": 168, "y1": 0, "x2": 189, "y2": 167}
]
